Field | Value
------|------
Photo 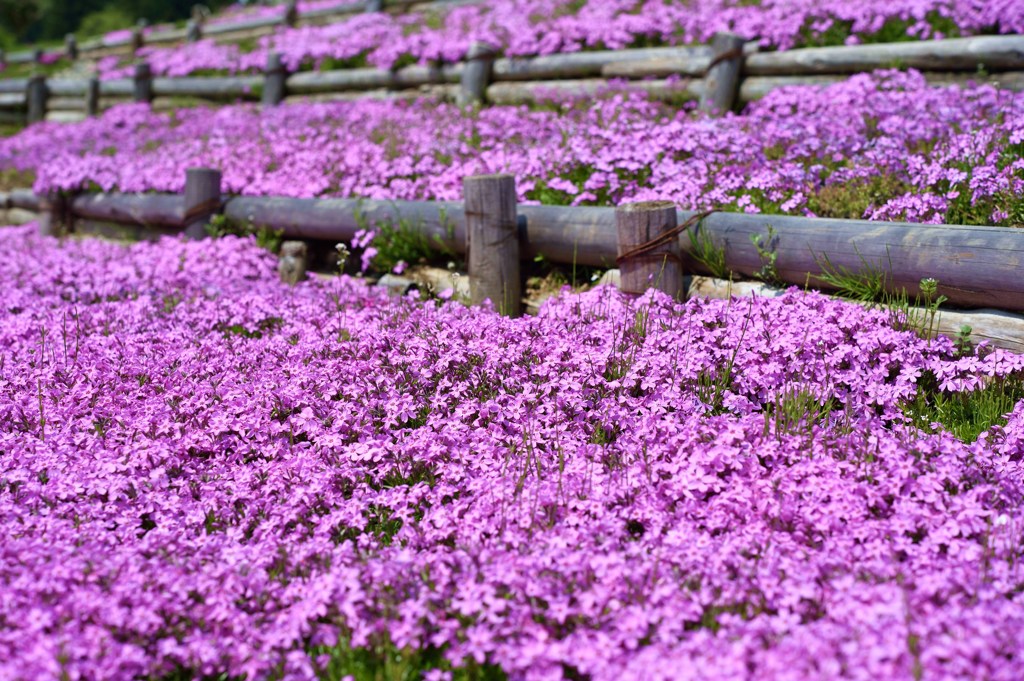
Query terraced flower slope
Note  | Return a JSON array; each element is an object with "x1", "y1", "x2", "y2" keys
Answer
[
  {"x1": 94, "y1": 0, "x2": 1024, "y2": 78},
  {"x1": 3, "y1": 71, "x2": 1021, "y2": 225}
]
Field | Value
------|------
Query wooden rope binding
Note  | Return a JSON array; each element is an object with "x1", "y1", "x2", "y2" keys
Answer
[
  {"x1": 705, "y1": 47, "x2": 745, "y2": 75},
  {"x1": 183, "y1": 196, "x2": 221, "y2": 223},
  {"x1": 615, "y1": 210, "x2": 715, "y2": 266}
]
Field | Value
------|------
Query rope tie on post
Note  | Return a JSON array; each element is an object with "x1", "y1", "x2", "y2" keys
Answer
[
  {"x1": 182, "y1": 196, "x2": 221, "y2": 223},
  {"x1": 615, "y1": 210, "x2": 714, "y2": 267},
  {"x1": 704, "y1": 48, "x2": 744, "y2": 75}
]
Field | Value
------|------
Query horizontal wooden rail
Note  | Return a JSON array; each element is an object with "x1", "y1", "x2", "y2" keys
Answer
[
  {"x1": 287, "y1": 64, "x2": 463, "y2": 93},
  {"x1": 152, "y1": 76, "x2": 262, "y2": 99},
  {"x1": 71, "y1": 193, "x2": 185, "y2": 226},
  {"x1": 201, "y1": 200, "x2": 1024, "y2": 311},
  {"x1": 3, "y1": 34, "x2": 1022, "y2": 125},
  {"x1": 7, "y1": 182, "x2": 1024, "y2": 348},
  {"x1": 605, "y1": 34, "x2": 1024, "y2": 78},
  {"x1": 8, "y1": 189, "x2": 41, "y2": 211},
  {"x1": 9, "y1": 184, "x2": 1022, "y2": 312}
]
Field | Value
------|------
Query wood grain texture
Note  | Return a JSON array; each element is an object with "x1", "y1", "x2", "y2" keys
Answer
[
  {"x1": 0, "y1": 79, "x2": 29, "y2": 94},
  {"x1": 485, "y1": 78, "x2": 701, "y2": 105},
  {"x1": 46, "y1": 97, "x2": 85, "y2": 112},
  {"x1": 740, "y1": 71, "x2": 1024, "y2": 101},
  {"x1": 745, "y1": 35, "x2": 1024, "y2": 75},
  {"x1": 99, "y1": 80, "x2": 134, "y2": 97},
  {"x1": 24, "y1": 186, "x2": 1023, "y2": 313},
  {"x1": 678, "y1": 211, "x2": 1024, "y2": 311},
  {"x1": 44, "y1": 111, "x2": 86, "y2": 123},
  {"x1": 152, "y1": 76, "x2": 261, "y2": 99},
  {"x1": 223, "y1": 196, "x2": 465, "y2": 249},
  {"x1": 263, "y1": 53, "x2": 287, "y2": 106},
  {"x1": 72, "y1": 193, "x2": 185, "y2": 227},
  {"x1": 464, "y1": 174, "x2": 521, "y2": 316},
  {"x1": 86, "y1": 78, "x2": 100, "y2": 117},
  {"x1": 459, "y1": 42, "x2": 497, "y2": 106},
  {"x1": 616, "y1": 201, "x2": 683, "y2": 299},
  {"x1": 27, "y1": 76, "x2": 47, "y2": 124},
  {"x1": 701, "y1": 32, "x2": 745, "y2": 113},
  {"x1": 0, "y1": 93, "x2": 24, "y2": 108},
  {"x1": 495, "y1": 46, "x2": 713, "y2": 81},
  {"x1": 75, "y1": 219, "x2": 180, "y2": 242},
  {"x1": 287, "y1": 64, "x2": 462, "y2": 93},
  {"x1": 8, "y1": 189, "x2": 40, "y2": 212},
  {"x1": 65, "y1": 34, "x2": 79, "y2": 61},
  {"x1": 133, "y1": 63, "x2": 154, "y2": 103},
  {"x1": 47, "y1": 80, "x2": 88, "y2": 97},
  {"x1": 183, "y1": 169, "x2": 222, "y2": 240},
  {"x1": 37, "y1": 193, "x2": 69, "y2": 238}
]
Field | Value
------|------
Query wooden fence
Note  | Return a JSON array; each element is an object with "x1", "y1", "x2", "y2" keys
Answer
[
  {"x1": 3, "y1": 169, "x2": 1023, "y2": 350},
  {"x1": 0, "y1": 33, "x2": 1020, "y2": 125}
]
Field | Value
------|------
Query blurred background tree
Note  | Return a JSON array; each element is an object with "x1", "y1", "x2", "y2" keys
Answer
[{"x1": 0, "y1": 0, "x2": 238, "y2": 45}]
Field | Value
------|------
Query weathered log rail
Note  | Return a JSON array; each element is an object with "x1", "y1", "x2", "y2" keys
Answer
[
  {"x1": 4, "y1": 171, "x2": 1024, "y2": 351},
  {"x1": 0, "y1": 33, "x2": 1020, "y2": 125}
]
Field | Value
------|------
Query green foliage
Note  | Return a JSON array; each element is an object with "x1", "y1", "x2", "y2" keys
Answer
[
  {"x1": 763, "y1": 385, "x2": 840, "y2": 439},
  {"x1": 749, "y1": 225, "x2": 781, "y2": 285},
  {"x1": 0, "y1": 167, "x2": 35, "y2": 191},
  {"x1": 311, "y1": 54, "x2": 370, "y2": 72},
  {"x1": 0, "y1": 123, "x2": 24, "y2": 138},
  {"x1": 887, "y1": 277, "x2": 948, "y2": 343},
  {"x1": 806, "y1": 175, "x2": 913, "y2": 220},
  {"x1": 687, "y1": 223, "x2": 730, "y2": 279},
  {"x1": 76, "y1": 6, "x2": 133, "y2": 40},
  {"x1": 813, "y1": 248, "x2": 891, "y2": 302},
  {"x1": 356, "y1": 209, "x2": 456, "y2": 275},
  {"x1": 0, "y1": 0, "x2": 40, "y2": 43},
  {"x1": 206, "y1": 214, "x2": 284, "y2": 254},
  {"x1": 693, "y1": 302, "x2": 753, "y2": 414},
  {"x1": 307, "y1": 635, "x2": 506, "y2": 681},
  {"x1": 5, "y1": 0, "x2": 236, "y2": 44},
  {"x1": 904, "y1": 370, "x2": 1024, "y2": 443},
  {"x1": 525, "y1": 164, "x2": 651, "y2": 207},
  {"x1": 796, "y1": 13, "x2": 961, "y2": 49}
]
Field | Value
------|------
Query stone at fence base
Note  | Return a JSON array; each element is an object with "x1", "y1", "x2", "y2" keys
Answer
[
  {"x1": 278, "y1": 241, "x2": 308, "y2": 284},
  {"x1": 598, "y1": 269, "x2": 621, "y2": 288},
  {"x1": 3, "y1": 208, "x2": 38, "y2": 225},
  {"x1": 376, "y1": 274, "x2": 416, "y2": 295}
]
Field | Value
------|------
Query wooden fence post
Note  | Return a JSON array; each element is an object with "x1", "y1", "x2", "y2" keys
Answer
[
  {"x1": 86, "y1": 77, "x2": 100, "y2": 117},
  {"x1": 0, "y1": 49, "x2": 5, "y2": 69},
  {"x1": 65, "y1": 34, "x2": 78, "y2": 61},
  {"x1": 130, "y1": 26, "x2": 144, "y2": 52},
  {"x1": 700, "y1": 32, "x2": 746, "y2": 114},
  {"x1": 459, "y1": 42, "x2": 497, "y2": 107},
  {"x1": 263, "y1": 52, "x2": 287, "y2": 106},
  {"x1": 32, "y1": 48, "x2": 43, "y2": 64},
  {"x1": 283, "y1": 0, "x2": 299, "y2": 26},
  {"x1": 133, "y1": 63, "x2": 153, "y2": 103},
  {"x1": 27, "y1": 76, "x2": 47, "y2": 124},
  {"x1": 183, "y1": 168, "x2": 222, "y2": 240},
  {"x1": 615, "y1": 201, "x2": 684, "y2": 299},
  {"x1": 365, "y1": 0, "x2": 383, "y2": 12},
  {"x1": 38, "y1": 193, "x2": 71, "y2": 238},
  {"x1": 464, "y1": 173, "x2": 520, "y2": 316},
  {"x1": 185, "y1": 20, "x2": 202, "y2": 42}
]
